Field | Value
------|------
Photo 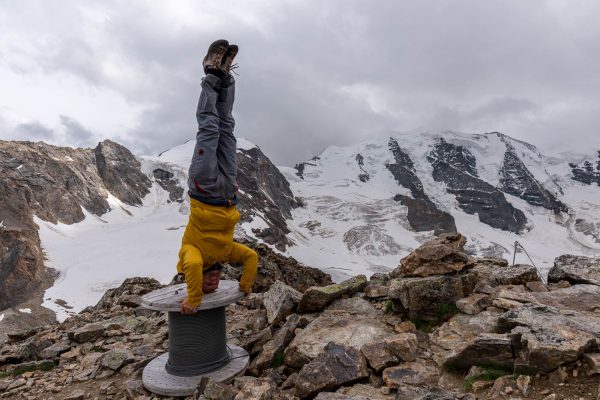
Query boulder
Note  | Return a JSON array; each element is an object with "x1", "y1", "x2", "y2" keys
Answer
[
  {"x1": 498, "y1": 304, "x2": 600, "y2": 372},
  {"x1": 263, "y1": 281, "x2": 302, "y2": 325},
  {"x1": 491, "y1": 264, "x2": 539, "y2": 285},
  {"x1": 294, "y1": 342, "x2": 369, "y2": 399},
  {"x1": 100, "y1": 348, "x2": 134, "y2": 371},
  {"x1": 249, "y1": 314, "x2": 302, "y2": 375},
  {"x1": 284, "y1": 312, "x2": 394, "y2": 368},
  {"x1": 38, "y1": 339, "x2": 72, "y2": 359},
  {"x1": 430, "y1": 311, "x2": 510, "y2": 370},
  {"x1": 527, "y1": 284, "x2": 600, "y2": 312},
  {"x1": 297, "y1": 275, "x2": 367, "y2": 312},
  {"x1": 395, "y1": 386, "x2": 475, "y2": 399},
  {"x1": 315, "y1": 384, "x2": 394, "y2": 400},
  {"x1": 392, "y1": 233, "x2": 475, "y2": 277},
  {"x1": 389, "y1": 273, "x2": 478, "y2": 320},
  {"x1": 548, "y1": 255, "x2": 600, "y2": 285},
  {"x1": 68, "y1": 323, "x2": 105, "y2": 343}
]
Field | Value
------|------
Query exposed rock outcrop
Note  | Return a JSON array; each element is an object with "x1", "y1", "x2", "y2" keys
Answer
[
  {"x1": 386, "y1": 138, "x2": 457, "y2": 234},
  {"x1": 0, "y1": 140, "x2": 150, "y2": 311},
  {"x1": 236, "y1": 145, "x2": 300, "y2": 250},
  {"x1": 498, "y1": 141, "x2": 566, "y2": 213},
  {"x1": 569, "y1": 151, "x2": 600, "y2": 186},
  {"x1": 428, "y1": 138, "x2": 527, "y2": 233}
]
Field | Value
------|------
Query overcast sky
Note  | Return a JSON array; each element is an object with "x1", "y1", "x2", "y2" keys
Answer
[{"x1": 1, "y1": 0, "x2": 599, "y2": 165}]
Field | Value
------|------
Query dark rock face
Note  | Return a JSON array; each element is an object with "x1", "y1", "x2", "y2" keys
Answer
[
  {"x1": 499, "y1": 143, "x2": 567, "y2": 213},
  {"x1": 294, "y1": 156, "x2": 320, "y2": 180},
  {"x1": 428, "y1": 138, "x2": 527, "y2": 233},
  {"x1": 386, "y1": 138, "x2": 456, "y2": 235},
  {"x1": 152, "y1": 169, "x2": 183, "y2": 202},
  {"x1": 569, "y1": 151, "x2": 600, "y2": 186},
  {"x1": 94, "y1": 140, "x2": 151, "y2": 206},
  {"x1": 236, "y1": 147, "x2": 299, "y2": 251},
  {"x1": 394, "y1": 195, "x2": 457, "y2": 237},
  {"x1": 355, "y1": 153, "x2": 370, "y2": 182},
  {"x1": 0, "y1": 140, "x2": 152, "y2": 311}
]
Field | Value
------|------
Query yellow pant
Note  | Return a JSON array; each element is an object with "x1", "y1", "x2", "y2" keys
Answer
[{"x1": 177, "y1": 198, "x2": 258, "y2": 307}]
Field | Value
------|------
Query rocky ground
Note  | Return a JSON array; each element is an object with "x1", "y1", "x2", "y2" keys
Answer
[{"x1": 2, "y1": 234, "x2": 600, "y2": 399}]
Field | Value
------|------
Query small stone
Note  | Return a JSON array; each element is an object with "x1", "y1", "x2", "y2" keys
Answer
[
  {"x1": 364, "y1": 285, "x2": 389, "y2": 298},
  {"x1": 63, "y1": 389, "x2": 85, "y2": 400},
  {"x1": 201, "y1": 379, "x2": 236, "y2": 400},
  {"x1": 471, "y1": 380, "x2": 494, "y2": 393},
  {"x1": 548, "y1": 367, "x2": 568, "y2": 385},
  {"x1": 68, "y1": 323, "x2": 105, "y2": 343},
  {"x1": 385, "y1": 333, "x2": 417, "y2": 362},
  {"x1": 584, "y1": 353, "x2": 600, "y2": 374},
  {"x1": 360, "y1": 342, "x2": 398, "y2": 372},
  {"x1": 456, "y1": 293, "x2": 492, "y2": 315},
  {"x1": 100, "y1": 348, "x2": 134, "y2": 371},
  {"x1": 526, "y1": 281, "x2": 549, "y2": 292},
  {"x1": 394, "y1": 320, "x2": 416, "y2": 334},
  {"x1": 516, "y1": 375, "x2": 531, "y2": 395},
  {"x1": 543, "y1": 394, "x2": 556, "y2": 400}
]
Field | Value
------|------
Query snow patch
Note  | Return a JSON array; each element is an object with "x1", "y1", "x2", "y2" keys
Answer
[
  {"x1": 18, "y1": 308, "x2": 32, "y2": 314},
  {"x1": 237, "y1": 137, "x2": 257, "y2": 151}
]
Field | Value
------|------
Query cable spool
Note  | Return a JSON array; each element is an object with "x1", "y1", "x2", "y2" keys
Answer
[{"x1": 140, "y1": 280, "x2": 249, "y2": 397}]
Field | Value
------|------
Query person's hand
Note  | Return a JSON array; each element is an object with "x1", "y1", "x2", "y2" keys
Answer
[
  {"x1": 240, "y1": 286, "x2": 252, "y2": 297},
  {"x1": 179, "y1": 298, "x2": 197, "y2": 314}
]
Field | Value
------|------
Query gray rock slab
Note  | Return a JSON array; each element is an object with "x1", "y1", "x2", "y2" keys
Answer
[
  {"x1": 548, "y1": 254, "x2": 600, "y2": 285},
  {"x1": 141, "y1": 280, "x2": 244, "y2": 311},
  {"x1": 142, "y1": 344, "x2": 248, "y2": 397},
  {"x1": 284, "y1": 312, "x2": 395, "y2": 368}
]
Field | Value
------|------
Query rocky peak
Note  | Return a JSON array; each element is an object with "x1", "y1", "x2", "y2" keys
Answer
[
  {"x1": 428, "y1": 139, "x2": 527, "y2": 233},
  {"x1": 385, "y1": 138, "x2": 456, "y2": 235},
  {"x1": 94, "y1": 140, "x2": 151, "y2": 206},
  {"x1": 236, "y1": 146, "x2": 300, "y2": 250},
  {"x1": 0, "y1": 139, "x2": 151, "y2": 311},
  {"x1": 499, "y1": 142, "x2": 567, "y2": 213},
  {"x1": 570, "y1": 151, "x2": 600, "y2": 186}
]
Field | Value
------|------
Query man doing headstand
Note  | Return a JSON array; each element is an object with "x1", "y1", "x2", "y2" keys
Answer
[{"x1": 177, "y1": 39, "x2": 258, "y2": 314}]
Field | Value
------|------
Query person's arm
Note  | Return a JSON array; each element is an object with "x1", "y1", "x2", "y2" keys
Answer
[
  {"x1": 179, "y1": 243, "x2": 205, "y2": 312},
  {"x1": 228, "y1": 243, "x2": 258, "y2": 294}
]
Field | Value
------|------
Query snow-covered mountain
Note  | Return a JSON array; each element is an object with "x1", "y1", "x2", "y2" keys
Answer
[
  {"x1": 283, "y1": 131, "x2": 600, "y2": 280},
  {"x1": 2, "y1": 130, "x2": 600, "y2": 321}
]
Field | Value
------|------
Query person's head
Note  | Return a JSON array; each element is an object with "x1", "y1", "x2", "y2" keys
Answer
[{"x1": 202, "y1": 263, "x2": 223, "y2": 293}]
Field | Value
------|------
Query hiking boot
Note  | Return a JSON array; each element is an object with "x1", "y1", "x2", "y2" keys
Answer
[
  {"x1": 220, "y1": 44, "x2": 239, "y2": 75},
  {"x1": 203, "y1": 39, "x2": 229, "y2": 75}
]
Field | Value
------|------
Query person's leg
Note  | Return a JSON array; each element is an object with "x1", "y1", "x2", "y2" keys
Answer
[
  {"x1": 188, "y1": 74, "x2": 224, "y2": 199},
  {"x1": 216, "y1": 74, "x2": 238, "y2": 198}
]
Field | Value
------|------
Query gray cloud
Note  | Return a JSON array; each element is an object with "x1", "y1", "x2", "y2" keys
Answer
[
  {"x1": 59, "y1": 115, "x2": 95, "y2": 148},
  {"x1": 15, "y1": 121, "x2": 55, "y2": 141},
  {"x1": 1, "y1": 1, "x2": 600, "y2": 164}
]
